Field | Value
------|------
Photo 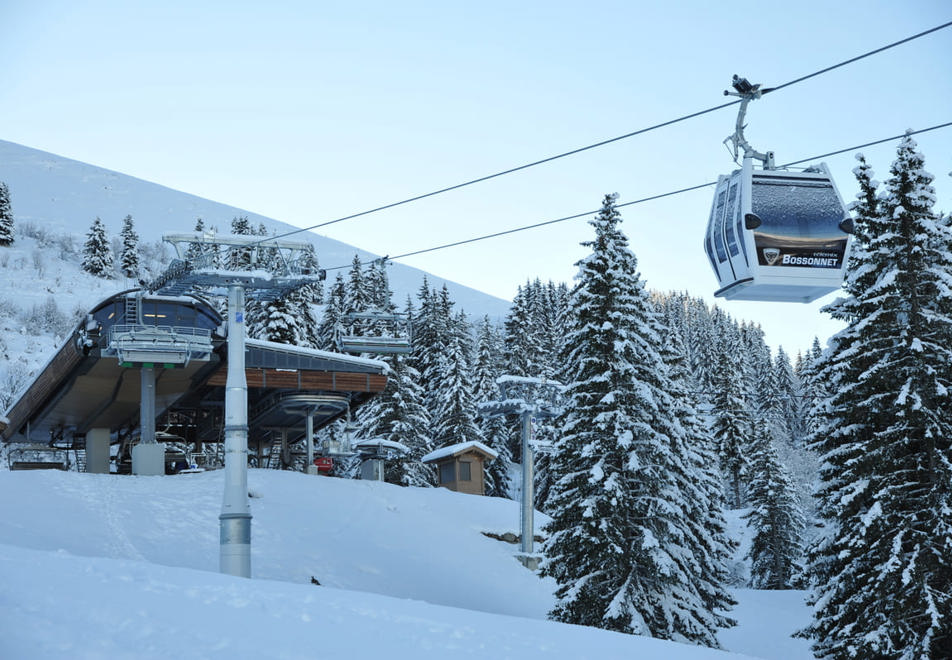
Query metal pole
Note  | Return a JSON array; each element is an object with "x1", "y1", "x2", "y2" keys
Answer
[
  {"x1": 220, "y1": 284, "x2": 251, "y2": 578},
  {"x1": 521, "y1": 411, "x2": 534, "y2": 555},
  {"x1": 305, "y1": 411, "x2": 316, "y2": 475},
  {"x1": 140, "y1": 366, "x2": 155, "y2": 444}
]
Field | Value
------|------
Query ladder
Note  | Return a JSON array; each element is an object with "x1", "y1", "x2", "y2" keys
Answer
[{"x1": 124, "y1": 295, "x2": 139, "y2": 325}]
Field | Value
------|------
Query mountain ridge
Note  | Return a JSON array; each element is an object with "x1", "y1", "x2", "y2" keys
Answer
[{"x1": 0, "y1": 138, "x2": 512, "y2": 319}]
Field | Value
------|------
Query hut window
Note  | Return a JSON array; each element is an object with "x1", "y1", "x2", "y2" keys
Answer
[
  {"x1": 459, "y1": 461, "x2": 472, "y2": 481},
  {"x1": 440, "y1": 462, "x2": 455, "y2": 484}
]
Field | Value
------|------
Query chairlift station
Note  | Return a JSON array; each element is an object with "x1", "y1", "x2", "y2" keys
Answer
[{"x1": 1, "y1": 233, "x2": 390, "y2": 480}]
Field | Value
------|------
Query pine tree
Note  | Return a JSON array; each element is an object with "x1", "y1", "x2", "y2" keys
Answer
[
  {"x1": 186, "y1": 218, "x2": 205, "y2": 262},
  {"x1": 657, "y1": 303, "x2": 737, "y2": 627},
  {"x1": 0, "y1": 182, "x2": 14, "y2": 246},
  {"x1": 119, "y1": 214, "x2": 139, "y2": 279},
  {"x1": 82, "y1": 217, "x2": 113, "y2": 277},
  {"x1": 504, "y1": 282, "x2": 539, "y2": 378},
  {"x1": 292, "y1": 244, "x2": 323, "y2": 349},
  {"x1": 743, "y1": 417, "x2": 805, "y2": 589},
  {"x1": 361, "y1": 354, "x2": 435, "y2": 487},
  {"x1": 473, "y1": 315, "x2": 512, "y2": 498},
  {"x1": 228, "y1": 216, "x2": 253, "y2": 270},
  {"x1": 772, "y1": 347, "x2": 800, "y2": 443},
  {"x1": 710, "y1": 342, "x2": 751, "y2": 509},
  {"x1": 431, "y1": 310, "x2": 484, "y2": 450},
  {"x1": 344, "y1": 254, "x2": 370, "y2": 317},
  {"x1": 317, "y1": 274, "x2": 346, "y2": 351},
  {"x1": 803, "y1": 139, "x2": 952, "y2": 659},
  {"x1": 799, "y1": 337, "x2": 825, "y2": 441},
  {"x1": 542, "y1": 194, "x2": 728, "y2": 646},
  {"x1": 252, "y1": 295, "x2": 306, "y2": 346}
]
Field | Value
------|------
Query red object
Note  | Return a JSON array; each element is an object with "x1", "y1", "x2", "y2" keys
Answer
[{"x1": 314, "y1": 457, "x2": 334, "y2": 474}]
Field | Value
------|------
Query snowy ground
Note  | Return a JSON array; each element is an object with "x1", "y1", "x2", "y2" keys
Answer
[{"x1": 0, "y1": 469, "x2": 814, "y2": 659}]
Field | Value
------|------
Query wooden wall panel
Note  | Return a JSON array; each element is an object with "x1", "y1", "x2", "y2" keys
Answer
[{"x1": 205, "y1": 367, "x2": 386, "y2": 393}]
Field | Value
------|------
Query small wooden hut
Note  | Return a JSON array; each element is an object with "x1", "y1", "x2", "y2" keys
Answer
[{"x1": 422, "y1": 441, "x2": 498, "y2": 496}]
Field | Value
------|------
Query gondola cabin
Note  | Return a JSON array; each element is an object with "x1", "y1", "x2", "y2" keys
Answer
[{"x1": 704, "y1": 160, "x2": 853, "y2": 303}]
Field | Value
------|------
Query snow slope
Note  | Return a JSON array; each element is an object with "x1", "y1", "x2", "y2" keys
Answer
[
  {"x1": 0, "y1": 469, "x2": 811, "y2": 659},
  {"x1": 0, "y1": 139, "x2": 512, "y2": 320}
]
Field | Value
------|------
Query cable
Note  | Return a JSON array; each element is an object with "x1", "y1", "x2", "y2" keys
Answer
[
  {"x1": 269, "y1": 98, "x2": 739, "y2": 244},
  {"x1": 264, "y1": 20, "x2": 952, "y2": 246},
  {"x1": 320, "y1": 121, "x2": 951, "y2": 273},
  {"x1": 779, "y1": 121, "x2": 952, "y2": 168},
  {"x1": 764, "y1": 20, "x2": 952, "y2": 95}
]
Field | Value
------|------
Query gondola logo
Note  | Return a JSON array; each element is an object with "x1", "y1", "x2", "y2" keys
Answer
[{"x1": 763, "y1": 248, "x2": 781, "y2": 265}]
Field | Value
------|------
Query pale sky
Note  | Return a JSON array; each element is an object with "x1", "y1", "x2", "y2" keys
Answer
[{"x1": 2, "y1": 0, "x2": 950, "y2": 356}]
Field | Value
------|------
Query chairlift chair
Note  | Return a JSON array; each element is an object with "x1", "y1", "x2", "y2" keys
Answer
[
  {"x1": 320, "y1": 414, "x2": 358, "y2": 458},
  {"x1": 337, "y1": 309, "x2": 412, "y2": 355},
  {"x1": 704, "y1": 76, "x2": 853, "y2": 303}
]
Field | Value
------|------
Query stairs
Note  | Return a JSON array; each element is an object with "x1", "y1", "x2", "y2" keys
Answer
[{"x1": 73, "y1": 448, "x2": 86, "y2": 473}]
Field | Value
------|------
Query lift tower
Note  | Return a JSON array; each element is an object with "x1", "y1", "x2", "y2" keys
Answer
[
  {"x1": 480, "y1": 376, "x2": 563, "y2": 568},
  {"x1": 149, "y1": 231, "x2": 322, "y2": 578}
]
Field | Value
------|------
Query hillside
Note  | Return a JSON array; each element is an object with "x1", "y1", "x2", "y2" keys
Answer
[
  {"x1": 0, "y1": 139, "x2": 512, "y2": 320},
  {"x1": 0, "y1": 469, "x2": 812, "y2": 659}
]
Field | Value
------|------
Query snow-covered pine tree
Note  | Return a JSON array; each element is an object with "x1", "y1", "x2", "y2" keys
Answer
[
  {"x1": 504, "y1": 281, "x2": 539, "y2": 379},
  {"x1": 657, "y1": 302, "x2": 737, "y2": 628},
  {"x1": 317, "y1": 273, "x2": 346, "y2": 352},
  {"x1": 186, "y1": 218, "x2": 205, "y2": 262},
  {"x1": 430, "y1": 309, "x2": 484, "y2": 450},
  {"x1": 0, "y1": 182, "x2": 14, "y2": 246},
  {"x1": 542, "y1": 193, "x2": 727, "y2": 646},
  {"x1": 473, "y1": 315, "x2": 512, "y2": 498},
  {"x1": 772, "y1": 347, "x2": 800, "y2": 443},
  {"x1": 742, "y1": 416, "x2": 805, "y2": 589},
  {"x1": 344, "y1": 254, "x2": 370, "y2": 319},
  {"x1": 803, "y1": 139, "x2": 952, "y2": 659},
  {"x1": 119, "y1": 214, "x2": 140, "y2": 279},
  {"x1": 289, "y1": 244, "x2": 322, "y2": 349},
  {"x1": 364, "y1": 353, "x2": 435, "y2": 487},
  {"x1": 798, "y1": 337, "x2": 825, "y2": 441},
  {"x1": 228, "y1": 216, "x2": 253, "y2": 270},
  {"x1": 82, "y1": 217, "x2": 114, "y2": 278},
  {"x1": 408, "y1": 278, "x2": 440, "y2": 404},
  {"x1": 710, "y1": 340, "x2": 751, "y2": 509},
  {"x1": 252, "y1": 295, "x2": 306, "y2": 346}
]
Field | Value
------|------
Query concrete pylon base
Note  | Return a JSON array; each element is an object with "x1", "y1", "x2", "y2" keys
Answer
[
  {"x1": 85, "y1": 428, "x2": 111, "y2": 474},
  {"x1": 132, "y1": 443, "x2": 165, "y2": 476}
]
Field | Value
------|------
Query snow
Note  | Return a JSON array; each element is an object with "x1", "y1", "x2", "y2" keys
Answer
[
  {"x1": 245, "y1": 338, "x2": 390, "y2": 372},
  {"x1": 495, "y1": 375, "x2": 565, "y2": 388},
  {"x1": 353, "y1": 437, "x2": 410, "y2": 454},
  {"x1": 720, "y1": 590, "x2": 814, "y2": 660},
  {"x1": 0, "y1": 469, "x2": 807, "y2": 659},
  {"x1": 421, "y1": 440, "x2": 499, "y2": 463}
]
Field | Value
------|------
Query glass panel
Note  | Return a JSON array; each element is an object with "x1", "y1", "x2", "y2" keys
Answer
[
  {"x1": 751, "y1": 175, "x2": 848, "y2": 268},
  {"x1": 713, "y1": 189, "x2": 728, "y2": 262},
  {"x1": 194, "y1": 306, "x2": 220, "y2": 331},
  {"x1": 705, "y1": 234, "x2": 717, "y2": 272},
  {"x1": 735, "y1": 191, "x2": 748, "y2": 266},
  {"x1": 440, "y1": 462, "x2": 455, "y2": 484},
  {"x1": 725, "y1": 182, "x2": 739, "y2": 256},
  {"x1": 459, "y1": 461, "x2": 472, "y2": 481}
]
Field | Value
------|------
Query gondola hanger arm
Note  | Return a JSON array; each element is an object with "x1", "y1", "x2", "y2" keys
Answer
[{"x1": 724, "y1": 75, "x2": 776, "y2": 169}]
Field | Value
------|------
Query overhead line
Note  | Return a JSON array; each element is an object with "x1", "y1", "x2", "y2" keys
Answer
[
  {"x1": 268, "y1": 97, "x2": 740, "y2": 242},
  {"x1": 265, "y1": 20, "x2": 952, "y2": 246},
  {"x1": 764, "y1": 20, "x2": 952, "y2": 95},
  {"x1": 320, "y1": 122, "x2": 951, "y2": 273},
  {"x1": 778, "y1": 121, "x2": 952, "y2": 168}
]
